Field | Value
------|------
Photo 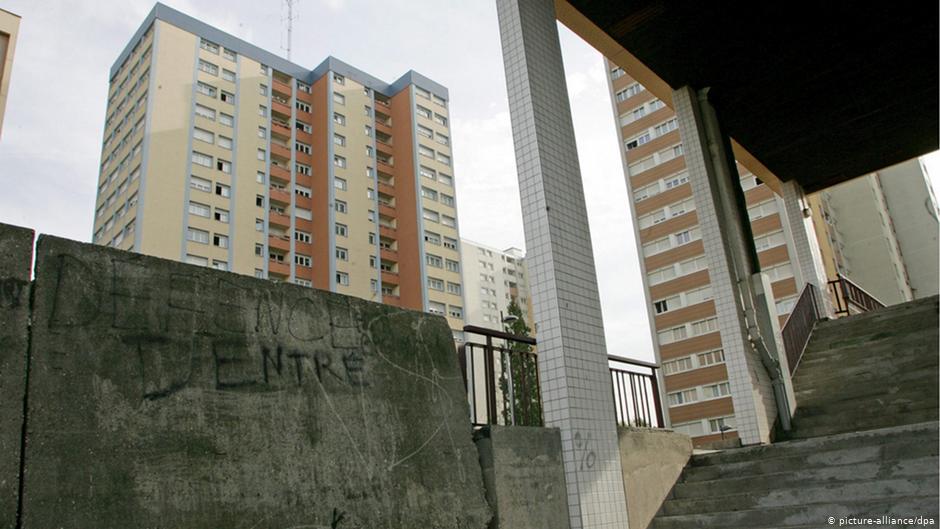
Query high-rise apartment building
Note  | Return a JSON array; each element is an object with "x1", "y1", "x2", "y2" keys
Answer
[
  {"x1": 460, "y1": 239, "x2": 533, "y2": 331},
  {"x1": 0, "y1": 8, "x2": 20, "y2": 139},
  {"x1": 606, "y1": 63, "x2": 807, "y2": 447},
  {"x1": 808, "y1": 158, "x2": 939, "y2": 306},
  {"x1": 92, "y1": 4, "x2": 466, "y2": 338}
]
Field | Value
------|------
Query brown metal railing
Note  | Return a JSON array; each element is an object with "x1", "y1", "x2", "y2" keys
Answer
[
  {"x1": 458, "y1": 325, "x2": 542, "y2": 428},
  {"x1": 608, "y1": 356, "x2": 664, "y2": 428},
  {"x1": 828, "y1": 274, "x2": 886, "y2": 316},
  {"x1": 781, "y1": 283, "x2": 823, "y2": 374}
]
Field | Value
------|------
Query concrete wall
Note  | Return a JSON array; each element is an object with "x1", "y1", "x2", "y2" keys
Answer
[
  {"x1": 475, "y1": 425, "x2": 570, "y2": 529},
  {"x1": 3, "y1": 223, "x2": 491, "y2": 528},
  {"x1": 617, "y1": 426, "x2": 692, "y2": 529},
  {"x1": 0, "y1": 223, "x2": 32, "y2": 528}
]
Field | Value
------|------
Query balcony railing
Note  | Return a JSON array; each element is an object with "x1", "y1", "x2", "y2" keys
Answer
[
  {"x1": 459, "y1": 325, "x2": 541, "y2": 428},
  {"x1": 828, "y1": 274, "x2": 885, "y2": 316},
  {"x1": 608, "y1": 356, "x2": 664, "y2": 428},
  {"x1": 781, "y1": 283, "x2": 823, "y2": 374}
]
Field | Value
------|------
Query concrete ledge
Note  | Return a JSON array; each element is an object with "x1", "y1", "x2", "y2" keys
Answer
[
  {"x1": 618, "y1": 426, "x2": 692, "y2": 529},
  {"x1": 475, "y1": 425, "x2": 570, "y2": 529},
  {"x1": 0, "y1": 223, "x2": 33, "y2": 529}
]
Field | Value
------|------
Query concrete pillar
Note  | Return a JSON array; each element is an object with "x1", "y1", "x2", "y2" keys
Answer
[
  {"x1": 496, "y1": 1, "x2": 629, "y2": 527},
  {"x1": 780, "y1": 180, "x2": 836, "y2": 317},
  {"x1": 672, "y1": 86, "x2": 788, "y2": 445}
]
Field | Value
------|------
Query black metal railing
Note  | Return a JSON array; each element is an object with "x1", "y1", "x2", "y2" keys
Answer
[
  {"x1": 458, "y1": 325, "x2": 542, "y2": 428},
  {"x1": 781, "y1": 283, "x2": 823, "y2": 374},
  {"x1": 828, "y1": 274, "x2": 886, "y2": 316},
  {"x1": 608, "y1": 356, "x2": 664, "y2": 428}
]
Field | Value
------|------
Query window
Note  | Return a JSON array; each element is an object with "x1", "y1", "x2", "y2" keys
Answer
[
  {"x1": 223, "y1": 48, "x2": 236, "y2": 62},
  {"x1": 334, "y1": 178, "x2": 347, "y2": 191},
  {"x1": 625, "y1": 132, "x2": 651, "y2": 151},
  {"x1": 426, "y1": 253, "x2": 443, "y2": 268},
  {"x1": 296, "y1": 163, "x2": 312, "y2": 176},
  {"x1": 222, "y1": 69, "x2": 236, "y2": 83},
  {"x1": 663, "y1": 356, "x2": 694, "y2": 375},
  {"x1": 335, "y1": 223, "x2": 348, "y2": 237},
  {"x1": 776, "y1": 296, "x2": 798, "y2": 315},
  {"x1": 219, "y1": 113, "x2": 234, "y2": 127},
  {"x1": 424, "y1": 231, "x2": 441, "y2": 245},
  {"x1": 416, "y1": 105, "x2": 432, "y2": 119},
  {"x1": 190, "y1": 175, "x2": 211, "y2": 192},
  {"x1": 428, "y1": 277, "x2": 444, "y2": 291},
  {"x1": 691, "y1": 317, "x2": 719, "y2": 336},
  {"x1": 295, "y1": 254, "x2": 312, "y2": 267},
  {"x1": 196, "y1": 82, "x2": 216, "y2": 98},
  {"x1": 296, "y1": 141, "x2": 312, "y2": 154},
  {"x1": 445, "y1": 259, "x2": 460, "y2": 273},
  {"x1": 189, "y1": 202, "x2": 212, "y2": 218},
  {"x1": 708, "y1": 416, "x2": 736, "y2": 433},
  {"x1": 333, "y1": 92, "x2": 345, "y2": 105},
  {"x1": 333, "y1": 134, "x2": 346, "y2": 147},
  {"x1": 421, "y1": 187, "x2": 438, "y2": 201},
  {"x1": 333, "y1": 112, "x2": 346, "y2": 125},
  {"x1": 259, "y1": 84, "x2": 268, "y2": 96},
  {"x1": 433, "y1": 113, "x2": 447, "y2": 126},
  {"x1": 428, "y1": 301, "x2": 446, "y2": 316},
  {"x1": 365, "y1": 146, "x2": 374, "y2": 158},
  {"x1": 668, "y1": 388, "x2": 698, "y2": 407},
  {"x1": 674, "y1": 230, "x2": 693, "y2": 246},
  {"x1": 657, "y1": 325, "x2": 688, "y2": 345},
  {"x1": 192, "y1": 151, "x2": 212, "y2": 168},
  {"x1": 438, "y1": 173, "x2": 453, "y2": 186},
  {"x1": 296, "y1": 121, "x2": 312, "y2": 134},
  {"x1": 417, "y1": 124, "x2": 433, "y2": 138},
  {"x1": 200, "y1": 38, "x2": 220, "y2": 54},
  {"x1": 610, "y1": 66, "x2": 625, "y2": 79},
  {"x1": 365, "y1": 125, "x2": 373, "y2": 137},
  {"x1": 698, "y1": 349, "x2": 725, "y2": 367},
  {"x1": 333, "y1": 72, "x2": 345, "y2": 85},
  {"x1": 295, "y1": 230, "x2": 311, "y2": 243},
  {"x1": 615, "y1": 82, "x2": 644, "y2": 102},
  {"x1": 433, "y1": 94, "x2": 446, "y2": 107},
  {"x1": 260, "y1": 65, "x2": 269, "y2": 75},
  {"x1": 257, "y1": 149, "x2": 265, "y2": 161},
  {"x1": 672, "y1": 421, "x2": 705, "y2": 437},
  {"x1": 213, "y1": 233, "x2": 229, "y2": 248},
  {"x1": 419, "y1": 166, "x2": 436, "y2": 180},
  {"x1": 198, "y1": 59, "x2": 218, "y2": 76},
  {"x1": 295, "y1": 278, "x2": 312, "y2": 287},
  {"x1": 747, "y1": 199, "x2": 778, "y2": 221},
  {"x1": 653, "y1": 295, "x2": 679, "y2": 314},
  {"x1": 258, "y1": 127, "x2": 267, "y2": 139},
  {"x1": 259, "y1": 105, "x2": 268, "y2": 117},
  {"x1": 443, "y1": 237, "x2": 458, "y2": 250},
  {"x1": 436, "y1": 152, "x2": 451, "y2": 166},
  {"x1": 436, "y1": 133, "x2": 449, "y2": 146},
  {"x1": 297, "y1": 81, "x2": 311, "y2": 93},
  {"x1": 335, "y1": 200, "x2": 347, "y2": 213},
  {"x1": 255, "y1": 219, "x2": 264, "y2": 232},
  {"x1": 336, "y1": 247, "x2": 348, "y2": 261},
  {"x1": 220, "y1": 91, "x2": 234, "y2": 104},
  {"x1": 187, "y1": 227, "x2": 209, "y2": 244},
  {"x1": 295, "y1": 185, "x2": 312, "y2": 199},
  {"x1": 655, "y1": 118, "x2": 678, "y2": 137},
  {"x1": 334, "y1": 155, "x2": 347, "y2": 168},
  {"x1": 448, "y1": 306, "x2": 463, "y2": 319},
  {"x1": 186, "y1": 254, "x2": 209, "y2": 266},
  {"x1": 215, "y1": 183, "x2": 230, "y2": 198},
  {"x1": 441, "y1": 215, "x2": 456, "y2": 228},
  {"x1": 255, "y1": 244, "x2": 264, "y2": 256},
  {"x1": 764, "y1": 262, "x2": 794, "y2": 282},
  {"x1": 423, "y1": 209, "x2": 440, "y2": 223},
  {"x1": 415, "y1": 86, "x2": 431, "y2": 99},
  {"x1": 256, "y1": 195, "x2": 265, "y2": 207},
  {"x1": 218, "y1": 136, "x2": 233, "y2": 150},
  {"x1": 296, "y1": 207, "x2": 313, "y2": 221},
  {"x1": 217, "y1": 159, "x2": 232, "y2": 174},
  {"x1": 214, "y1": 208, "x2": 229, "y2": 223},
  {"x1": 336, "y1": 272, "x2": 350, "y2": 286},
  {"x1": 419, "y1": 145, "x2": 434, "y2": 158},
  {"x1": 295, "y1": 100, "x2": 311, "y2": 113}
]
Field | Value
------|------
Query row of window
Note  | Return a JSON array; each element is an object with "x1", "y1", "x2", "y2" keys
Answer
[
  {"x1": 417, "y1": 124, "x2": 450, "y2": 146},
  {"x1": 667, "y1": 381, "x2": 731, "y2": 407},
  {"x1": 424, "y1": 231, "x2": 459, "y2": 250},
  {"x1": 419, "y1": 165, "x2": 454, "y2": 187},
  {"x1": 672, "y1": 415, "x2": 736, "y2": 438},
  {"x1": 104, "y1": 85, "x2": 148, "y2": 152},
  {"x1": 415, "y1": 85, "x2": 447, "y2": 107},
  {"x1": 628, "y1": 143, "x2": 684, "y2": 175},
  {"x1": 188, "y1": 200, "x2": 230, "y2": 223},
  {"x1": 187, "y1": 227, "x2": 229, "y2": 249},
  {"x1": 632, "y1": 170, "x2": 690, "y2": 203},
  {"x1": 418, "y1": 144, "x2": 452, "y2": 166},
  {"x1": 642, "y1": 227, "x2": 701, "y2": 258},
  {"x1": 94, "y1": 206, "x2": 137, "y2": 246},
  {"x1": 102, "y1": 101, "x2": 146, "y2": 171},
  {"x1": 615, "y1": 82, "x2": 645, "y2": 103},
  {"x1": 426, "y1": 253, "x2": 461, "y2": 273},
  {"x1": 420, "y1": 186, "x2": 455, "y2": 207},
  {"x1": 111, "y1": 23, "x2": 153, "y2": 85},
  {"x1": 657, "y1": 316, "x2": 719, "y2": 346},
  {"x1": 428, "y1": 301, "x2": 463, "y2": 320},
  {"x1": 415, "y1": 104, "x2": 448, "y2": 127},
  {"x1": 199, "y1": 37, "x2": 238, "y2": 63},
  {"x1": 647, "y1": 255, "x2": 707, "y2": 286},
  {"x1": 637, "y1": 197, "x2": 696, "y2": 230},
  {"x1": 662, "y1": 349, "x2": 726, "y2": 376},
  {"x1": 186, "y1": 254, "x2": 230, "y2": 271},
  {"x1": 427, "y1": 277, "x2": 462, "y2": 295},
  {"x1": 107, "y1": 45, "x2": 151, "y2": 129},
  {"x1": 196, "y1": 80, "x2": 235, "y2": 104},
  {"x1": 653, "y1": 285, "x2": 713, "y2": 315},
  {"x1": 619, "y1": 98, "x2": 665, "y2": 128},
  {"x1": 625, "y1": 118, "x2": 678, "y2": 151},
  {"x1": 747, "y1": 199, "x2": 779, "y2": 221},
  {"x1": 422, "y1": 208, "x2": 457, "y2": 228}
]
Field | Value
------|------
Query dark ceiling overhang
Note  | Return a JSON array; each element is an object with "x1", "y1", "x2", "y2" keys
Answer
[{"x1": 558, "y1": 0, "x2": 939, "y2": 193}]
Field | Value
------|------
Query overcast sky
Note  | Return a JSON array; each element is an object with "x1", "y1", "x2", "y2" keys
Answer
[{"x1": 1, "y1": 0, "x2": 938, "y2": 363}]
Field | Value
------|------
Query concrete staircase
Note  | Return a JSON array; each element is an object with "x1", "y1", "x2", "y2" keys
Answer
[{"x1": 651, "y1": 297, "x2": 940, "y2": 529}]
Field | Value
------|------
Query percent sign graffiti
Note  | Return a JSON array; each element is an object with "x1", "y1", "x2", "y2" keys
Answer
[{"x1": 574, "y1": 431, "x2": 596, "y2": 470}]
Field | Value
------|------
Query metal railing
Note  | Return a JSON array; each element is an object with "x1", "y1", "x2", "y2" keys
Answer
[
  {"x1": 828, "y1": 274, "x2": 886, "y2": 316},
  {"x1": 458, "y1": 325, "x2": 542, "y2": 428},
  {"x1": 781, "y1": 283, "x2": 823, "y2": 374},
  {"x1": 608, "y1": 356, "x2": 664, "y2": 428}
]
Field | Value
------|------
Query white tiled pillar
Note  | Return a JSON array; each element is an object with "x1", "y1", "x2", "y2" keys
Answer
[
  {"x1": 780, "y1": 180, "x2": 835, "y2": 317},
  {"x1": 672, "y1": 86, "x2": 779, "y2": 445},
  {"x1": 496, "y1": 1, "x2": 629, "y2": 527}
]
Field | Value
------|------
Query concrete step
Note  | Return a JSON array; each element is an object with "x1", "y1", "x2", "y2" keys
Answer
[
  {"x1": 794, "y1": 391, "x2": 939, "y2": 419},
  {"x1": 651, "y1": 495, "x2": 939, "y2": 529},
  {"x1": 809, "y1": 315, "x2": 938, "y2": 351},
  {"x1": 672, "y1": 455, "x2": 938, "y2": 500},
  {"x1": 792, "y1": 351, "x2": 938, "y2": 388},
  {"x1": 814, "y1": 296, "x2": 939, "y2": 332},
  {"x1": 790, "y1": 409, "x2": 939, "y2": 439},
  {"x1": 687, "y1": 422, "x2": 938, "y2": 469},
  {"x1": 661, "y1": 476, "x2": 937, "y2": 516},
  {"x1": 794, "y1": 381, "x2": 939, "y2": 409},
  {"x1": 801, "y1": 330, "x2": 937, "y2": 360}
]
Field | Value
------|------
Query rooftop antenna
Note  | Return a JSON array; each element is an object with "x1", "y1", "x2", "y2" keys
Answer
[{"x1": 282, "y1": 0, "x2": 298, "y2": 61}]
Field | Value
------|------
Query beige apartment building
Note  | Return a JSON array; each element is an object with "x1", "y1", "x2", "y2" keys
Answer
[
  {"x1": 93, "y1": 4, "x2": 466, "y2": 338},
  {"x1": 0, "y1": 8, "x2": 20, "y2": 138},
  {"x1": 460, "y1": 239, "x2": 533, "y2": 331},
  {"x1": 607, "y1": 63, "x2": 808, "y2": 447}
]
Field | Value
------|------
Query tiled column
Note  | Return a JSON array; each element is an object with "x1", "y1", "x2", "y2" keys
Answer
[
  {"x1": 496, "y1": 1, "x2": 629, "y2": 527},
  {"x1": 672, "y1": 86, "x2": 779, "y2": 445},
  {"x1": 780, "y1": 180, "x2": 835, "y2": 317}
]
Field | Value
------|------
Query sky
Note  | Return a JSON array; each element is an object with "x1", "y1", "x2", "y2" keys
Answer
[{"x1": 1, "y1": 0, "x2": 938, "y2": 363}]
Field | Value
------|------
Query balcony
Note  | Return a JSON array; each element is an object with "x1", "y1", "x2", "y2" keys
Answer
[
  {"x1": 269, "y1": 211, "x2": 290, "y2": 228},
  {"x1": 379, "y1": 203, "x2": 395, "y2": 218},
  {"x1": 269, "y1": 186, "x2": 291, "y2": 205},
  {"x1": 272, "y1": 79, "x2": 292, "y2": 98},
  {"x1": 272, "y1": 100, "x2": 291, "y2": 118},
  {"x1": 271, "y1": 118, "x2": 291, "y2": 139},
  {"x1": 378, "y1": 181, "x2": 395, "y2": 196},
  {"x1": 382, "y1": 294, "x2": 401, "y2": 307},
  {"x1": 268, "y1": 234, "x2": 290, "y2": 252},
  {"x1": 270, "y1": 143, "x2": 291, "y2": 161},
  {"x1": 380, "y1": 247, "x2": 398, "y2": 262},
  {"x1": 270, "y1": 163, "x2": 290, "y2": 182},
  {"x1": 379, "y1": 225, "x2": 396, "y2": 240},
  {"x1": 381, "y1": 270, "x2": 399, "y2": 285},
  {"x1": 268, "y1": 258, "x2": 290, "y2": 277}
]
